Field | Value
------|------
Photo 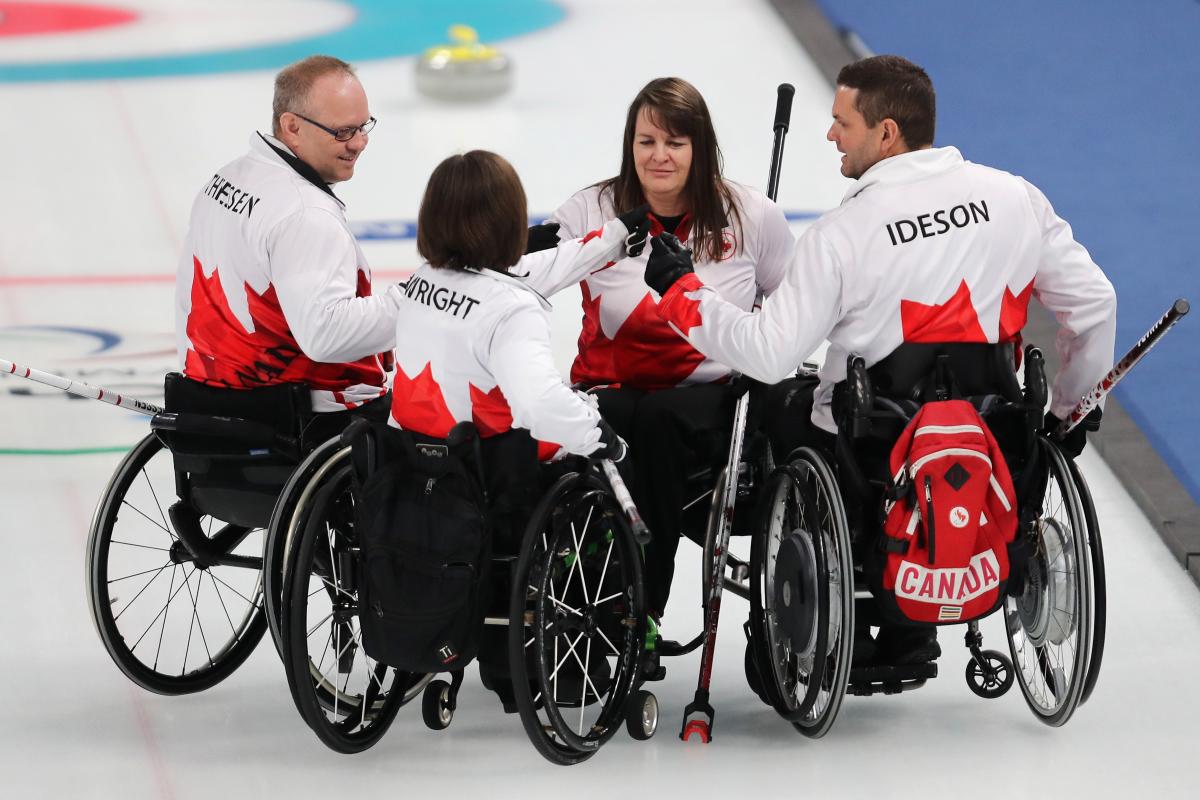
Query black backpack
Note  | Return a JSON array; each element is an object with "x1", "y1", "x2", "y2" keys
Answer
[{"x1": 345, "y1": 420, "x2": 491, "y2": 673}]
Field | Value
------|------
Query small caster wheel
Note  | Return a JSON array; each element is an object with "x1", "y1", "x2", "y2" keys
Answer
[
  {"x1": 625, "y1": 689, "x2": 658, "y2": 740},
  {"x1": 965, "y1": 650, "x2": 1014, "y2": 699},
  {"x1": 422, "y1": 679, "x2": 455, "y2": 730}
]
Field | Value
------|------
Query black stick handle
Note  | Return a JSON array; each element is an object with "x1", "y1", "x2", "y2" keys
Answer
[
  {"x1": 766, "y1": 83, "x2": 795, "y2": 202},
  {"x1": 1058, "y1": 298, "x2": 1190, "y2": 434}
]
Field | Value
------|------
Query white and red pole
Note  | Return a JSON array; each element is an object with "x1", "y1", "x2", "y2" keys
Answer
[
  {"x1": 0, "y1": 357, "x2": 163, "y2": 416},
  {"x1": 1057, "y1": 298, "x2": 1189, "y2": 435}
]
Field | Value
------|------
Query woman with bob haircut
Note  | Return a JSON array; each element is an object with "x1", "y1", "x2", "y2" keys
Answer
[
  {"x1": 523, "y1": 77, "x2": 796, "y2": 621},
  {"x1": 389, "y1": 149, "x2": 648, "y2": 465}
]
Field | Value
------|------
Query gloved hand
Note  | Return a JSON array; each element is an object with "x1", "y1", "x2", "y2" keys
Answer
[
  {"x1": 593, "y1": 418, "x2": 628, "y2": 462},
  {"x1": 618, "y1": 203, "x2": 651, "y2": 257},
  {"x1": 1042, "y1": 407, "x2": 1103, "y2": 459},
  {"x1": 525, "y1": 221, "x2": 561, "y2": 254},
  {"x1": 645, "y1": 233, "x2": 695, "y2": 295}
]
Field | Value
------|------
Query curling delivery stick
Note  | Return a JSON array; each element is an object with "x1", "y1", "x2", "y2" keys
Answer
[
  {"x1": 681, "y1": 82, "x2": 795, "y2": 744},
  {"x1": 600, "y1": 459, "x2": 651, "y2": 545},
  {"x1": 1, "y1": 357, "x2": 162, "y2": 415},
  {"x1": 1057, "y1": 298, "x2": 1190, "y2": 436}
]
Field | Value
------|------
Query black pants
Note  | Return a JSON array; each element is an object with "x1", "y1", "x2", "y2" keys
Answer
[
  {"x1": 300, "y1": 392, "x2": 393, "y2": 450},
  {"x1": 592, "y1": 384, "x2": 731, "y2": 618},
  {"x1": 762, "y1": 375, "x2": 835, "y2": 460}
]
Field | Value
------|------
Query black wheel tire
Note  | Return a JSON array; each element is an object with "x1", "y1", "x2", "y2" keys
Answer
[
  {"x1": 625, "y1": 689, "x2": 658, "y2": 741},
  {"x1": 422, "y1": 680, "x2": 454, "y2": 731},
  {"x1": 1066, "y1": 456, "x2": 1106, "y2": 705},
  {"x1": 965, "y1": 649, "x2": 1015, "y2": 699},
  {"x1": 86, "y1": 433, "x2": 266, "y2": 694},
  {"x1": 744, "y1": 640, "x2": 770, "y2": 705},
  {"x1": 280, "y1": 464, "x2": 409, "y2": 753}
]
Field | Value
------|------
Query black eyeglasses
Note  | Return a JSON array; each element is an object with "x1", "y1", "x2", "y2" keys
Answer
[{"x1": 292, "y1": 112, "x2": 377, "y2": 142}]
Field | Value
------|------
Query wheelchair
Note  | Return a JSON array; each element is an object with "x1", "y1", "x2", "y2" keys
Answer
[
  {"x1": 85, "y1": 373, "x2": 329, "y2": 694},
  {"x1": 266, "y1": 420, "x2": 658, "y2": 764},
  {"x1": 743, "y1": 343, "x2": 1106, "y2": 736}
]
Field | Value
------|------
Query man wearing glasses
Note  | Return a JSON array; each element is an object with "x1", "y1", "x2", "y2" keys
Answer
[{"x1": 176, "y1": 54, "x2": 398, "y2": 424}]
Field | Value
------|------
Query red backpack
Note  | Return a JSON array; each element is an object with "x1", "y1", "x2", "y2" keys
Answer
[{"x1": 878, "y1": 399, "x2": 1017, "y2": 624}]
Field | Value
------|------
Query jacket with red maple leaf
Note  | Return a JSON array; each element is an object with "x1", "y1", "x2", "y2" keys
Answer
[
  {"x1": 389, "y1": 218, "x2": 635, "y2": 459},
  {"x1": 655, "y1": 146, "x2": 1117, "y2": 432},
  {"x1": 535, "y1": 181, "x2": 794, "y2": 389},
  {"x1": 175, "y1": 133, "x2": 401, "y2": 411}
]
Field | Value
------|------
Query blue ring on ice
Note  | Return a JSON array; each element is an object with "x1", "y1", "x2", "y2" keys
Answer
[{"x1": 0, "y1": 0, "x2": 563, "y2": 82}]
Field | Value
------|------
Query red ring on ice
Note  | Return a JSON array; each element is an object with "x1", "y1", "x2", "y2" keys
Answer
[{"x1": 0, "y1": 2, "x2": 138, "y2": 38}]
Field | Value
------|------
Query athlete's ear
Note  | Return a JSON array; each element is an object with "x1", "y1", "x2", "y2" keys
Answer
[{"x1": 879, "y1": 118, "x2": 907, "y2": 156}]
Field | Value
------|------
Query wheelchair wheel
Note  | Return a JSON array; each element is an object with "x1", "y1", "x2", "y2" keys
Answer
[
  {"x1": 86, "y1": 433, "x2": 267, "y2": 694},
  {"x1": 263, "y1": 436, "x2": 344, "y2": 658},
  {"x1": 509, "y1": 469, "x2": 647, "y2": 766},
  {"x1": 1004, "y1": 439, "x2": 1094, "y2": 727},
  {"x1": 749, "y1": 448, "x2": 854, "y2": 738},
  {"x1": 1066, "y1": 456, "x2": 1106, "y2": 705},
  {"x1": 279, "y1": 457, "x2": 422, "y2": 753}
]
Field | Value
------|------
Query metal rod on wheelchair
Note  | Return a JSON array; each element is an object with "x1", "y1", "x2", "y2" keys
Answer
[
  {"x1": 0, "y1": 356, "x2": 163, "y2": 415},
  {"x1": 1056, "y1": 298, "x2": 1189, "y2": 435},
  {"x1": 599, "y1": 459, "x2": 651, "y2": 545},
  {"x1": 681, "y1": 83, "x2": 794, "y2": 745}
]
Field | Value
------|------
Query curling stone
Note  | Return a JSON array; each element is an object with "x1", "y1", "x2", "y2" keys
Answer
[{"x1": 414, "y1": 24, "x2": 514, "y2": 101}]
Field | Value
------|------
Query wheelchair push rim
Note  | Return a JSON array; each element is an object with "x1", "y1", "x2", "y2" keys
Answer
[
  {"x1": 509, "y1": 469, "x2": 647, "y2": 765},
  {"x1": 750, "y1": 448, "x2": 854, "y2": 737},
  {"x1": 86, "y1": 433, "x2": 267, "y2": 694},
  {"x1": 279, "y1": 459, "x2": 418, "y2": 753},
  {"x1": 1004, "y1": 439, "x2": 1094, "y2": 726}
]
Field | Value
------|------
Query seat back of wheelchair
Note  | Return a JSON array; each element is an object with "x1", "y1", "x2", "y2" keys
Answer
[
  {"x1": 152, "y1": 372, "x2": 312, "y2": 529},
  {"x1": 832, "y1": 342, "x2": 1047, "y2": 627}
]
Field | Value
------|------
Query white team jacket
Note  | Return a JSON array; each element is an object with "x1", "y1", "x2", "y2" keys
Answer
[
  {"x1": 656, "y1": 147, "x2": 1117, "y2": 431},
  {"x1": 175, "y1": 133, "x2": 402, "y2": 411},
  {"x1": 389, "y1": 218, "x2": 634, "y2": 458},
  {"x1": 538, "y1": 181, "x2": 794, "y2": 388}
]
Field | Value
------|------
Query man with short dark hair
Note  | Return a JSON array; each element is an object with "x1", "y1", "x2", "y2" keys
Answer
[
  {"x1": 176, "y1": 54, "x2": 399, "y2": 418},
  {"x1": 644, "y1": 54, "x2": 1117, "y2": 665}
]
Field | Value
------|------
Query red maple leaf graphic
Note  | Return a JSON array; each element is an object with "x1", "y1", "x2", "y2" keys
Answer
[
  {"x1": 571, "y1": 282, "x2": 706, "y2": 389},
  {"x1": 900, "y1": 280, "x2": 987, "y2": 343},
  {"x1": 184, "y1": 257, "x2": 384, "y2": 398},
  {"x1": 656, "y1": 272, "x2": 705, "y2": 336},
  {"x1": 998, "y1": 279, "x2": 1035, "y2": 342},
  {"x1": 469, "y1": 383, "x2": 560, "y2": 459},
  {"x1": 390, "y1": 362, "x2": 455, "y2": 436}
]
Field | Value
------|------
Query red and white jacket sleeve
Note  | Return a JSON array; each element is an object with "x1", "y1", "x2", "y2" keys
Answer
[
  {"x1": 1021, "y1": 180, "x2": 1117, "y2": 418},
  {"x1": 488, "y1": 301, "x2": 604, "y2": 457},
  {"x1": 655, "y1": 225, "x2": 843, "y2": 383},
  {"x1": 519, "y1": 210, "x2": 629, "y2": 297},
  {"x1": 268, "y1": 207, "x2": 403, "y2": 363}
]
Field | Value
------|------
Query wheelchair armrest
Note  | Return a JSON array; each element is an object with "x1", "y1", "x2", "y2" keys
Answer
[{"x1": 151, "y1": 412, "x2": 300, "y2": 459}]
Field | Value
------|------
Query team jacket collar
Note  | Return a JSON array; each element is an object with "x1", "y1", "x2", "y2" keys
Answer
[
  {"x1": 841, "y1": 146, "x2": 965, "y2": 205},
  {"x1": 251, "y1": 133, "x2": 343, "y2": 206},
  {"x1": 466, "y1": 266, "x2": 554, "y2": 311}
]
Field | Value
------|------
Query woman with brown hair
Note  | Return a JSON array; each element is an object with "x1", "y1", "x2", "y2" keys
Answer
[
  {"x1": 389, "y1": 149, "x2": 646, "y2": 463},
  {"x1": 525, "y1": 77, "x2": 796, "y2": 621}
]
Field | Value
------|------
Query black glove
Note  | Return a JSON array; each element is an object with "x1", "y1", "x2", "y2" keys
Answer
[
  {"x1": 617, "y1": 203, "x2": 651, "y2": 257},
  {"x1": 593, "y1": 418, "x2": 628, "y2": 462},
  {"x1": 645, "y1": 233, "x2": 695, "y2": 295},
  {"x1": 525, "y1": 221, "x2": 561, "y2": 254},
  {"x1": 1042, "y1": 407, "x2": 1102, "y2": 459}
]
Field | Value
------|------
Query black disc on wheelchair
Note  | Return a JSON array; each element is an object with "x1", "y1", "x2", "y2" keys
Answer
[
  {"x1": 749, "y1": 448, "x2": 854, "y2": 738},
  {"x1": 280, "y1": 461, "x2": 420, "y2": 753},
  {"x1": 86, "y1": 433, "x2": 267, "y2": 694},
  {"x1": 965, "y1": 649, "x2": 1014, "y2": 699},
  {"x1": 263, "y1": 437, "x2": 346, "y2": 658},
  {"x1": 1004, "y1": 439, "x2": 1094, "y2": 727},
  {"x1": 508, "y1": 469, "x2": 647, "y2": 766},
  {"x1": 1065, "y1": 455, "x2": 1106, "y2": 705}
]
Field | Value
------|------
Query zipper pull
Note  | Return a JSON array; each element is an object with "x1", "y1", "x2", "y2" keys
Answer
[
  {"x1": 424, "y1": 477, "x2": 436, "y2": 495},
  {"x1": 923, "y1": 475, "x2": 936, "y2": 565}
]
